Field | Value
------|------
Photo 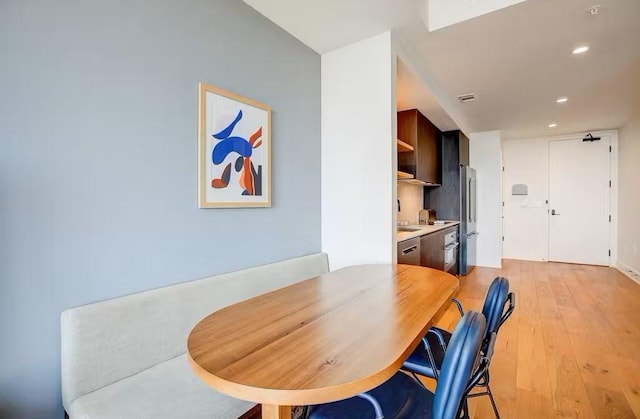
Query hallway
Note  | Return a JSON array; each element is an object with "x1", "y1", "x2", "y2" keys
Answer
[{"x1": 431, "y1": 259, "x2": 640, "y2": 418}]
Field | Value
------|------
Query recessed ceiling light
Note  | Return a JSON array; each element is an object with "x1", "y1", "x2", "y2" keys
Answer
[
  {"x1": 572, "y1": 46, "x2": 589, "y2": 54},
  {"x1": 556, "y1": 97, "x2": 569, "y2": 104},
  {"x1": 548, "y1": 123, "x2": 558, "y2": 128}
]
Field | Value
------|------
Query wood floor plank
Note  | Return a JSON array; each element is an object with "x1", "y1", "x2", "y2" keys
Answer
[
  {"x1": 623, "y1": 389, "x2": 640, "y2": 418},
  {"x1": 516, "y1": 389, "x2": 555, "y2": 418},
  {"x1": 430, "y1": 260, "x2": 640, "y2": 419},
  {"x1": 585, "y1": 384, "x2": 636, "y2": 419},
  {"x1": 540, "y1": 316, "x2": 593, "y2": 419}
]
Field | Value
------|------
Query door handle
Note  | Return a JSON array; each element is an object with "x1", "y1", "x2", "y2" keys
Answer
[
  {"x1": 401, "y1": 245, "x2": 417, "y2": 255},
  {"x1": 551, "y1": 209, "x2": 560, "y2": 215}
]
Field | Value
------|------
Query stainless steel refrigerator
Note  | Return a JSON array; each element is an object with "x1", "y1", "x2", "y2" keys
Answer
[{"x1": 459, "y1": 166, "x2": 477, "y2": 274}]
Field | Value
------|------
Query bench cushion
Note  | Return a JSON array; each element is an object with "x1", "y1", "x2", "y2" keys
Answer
[
  {"x1": 61, "y1": 253, "x2": 329, "y2": 410},
  {"x1": 68, "y1": 354, "x2": 254, "y2": 419}
]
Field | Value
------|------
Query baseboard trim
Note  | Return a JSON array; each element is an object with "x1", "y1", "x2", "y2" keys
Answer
[{"x1": 617, "y1": 261, "x2": 640, "y2": 285}]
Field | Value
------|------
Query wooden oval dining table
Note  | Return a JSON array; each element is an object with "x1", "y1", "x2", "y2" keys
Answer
[{"x1": 187, "y1": 263, "x2": 459, "y2": 419}]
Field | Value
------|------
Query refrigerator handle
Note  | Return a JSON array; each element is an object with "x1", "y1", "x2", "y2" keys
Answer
[{"x1": 468, "y1": 177, "x2": 473, "y2": 223}]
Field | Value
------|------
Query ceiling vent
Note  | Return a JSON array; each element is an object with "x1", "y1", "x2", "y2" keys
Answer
[{"x1": 457, "y1": 93, "x2": 477, "y2": 103}]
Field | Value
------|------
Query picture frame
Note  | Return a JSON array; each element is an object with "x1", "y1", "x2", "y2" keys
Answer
[{"x1": 198, "y1": 82, "x2": 271, "y2": 208}]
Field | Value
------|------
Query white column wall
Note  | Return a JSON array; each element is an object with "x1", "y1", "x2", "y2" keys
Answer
[
  {"x1": 618, "y1": 111, "x2": 640, "y2": 280},
  {"x1": 321, "y1": 32, "x2": 395, "y2": 270},
  {"x1": 470, "y1": 130, "x2": 503, "y2": 268}
]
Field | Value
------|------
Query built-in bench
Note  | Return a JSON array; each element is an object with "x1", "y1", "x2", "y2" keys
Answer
[{"x1": 61, "y1": 253, "x2": 329, "y2": 418}]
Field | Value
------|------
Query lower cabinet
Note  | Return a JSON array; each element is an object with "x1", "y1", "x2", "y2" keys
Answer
[
  {"x1": 397, "y1": 237, "x2": 421, "y2": 266},
  {"x1": 420, "y1": 225, "x2": 459, "y2": 273},
  {"x1": 399, "y1": 226, "x2": 459, "y2": 272},
  {"x1": 420, "y1": 230, "x2": 445, "y2": 270}
]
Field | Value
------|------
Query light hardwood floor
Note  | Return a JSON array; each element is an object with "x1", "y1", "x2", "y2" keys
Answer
[{"x1": 428, "y1": 259, "x2": 640, "y2": 419}]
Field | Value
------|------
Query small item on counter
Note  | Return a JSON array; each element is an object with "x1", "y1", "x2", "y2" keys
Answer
[
  {"x1": 427, "y1": 209, "x2": 437, "y2": 225},
  {"x1": 418, "y1": 209, "x2": 428, "y2": 225},
  {"x1": 398, "y1": 220, "x2": 409, "y2": 226},
  {"x1": 433, "y1": 220, "x2": 446, "y2": 225}
]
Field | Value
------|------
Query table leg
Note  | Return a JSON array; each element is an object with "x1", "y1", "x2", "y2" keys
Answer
[{"x1": 261, "y1": 404, "x2": 291, "y2": 419}]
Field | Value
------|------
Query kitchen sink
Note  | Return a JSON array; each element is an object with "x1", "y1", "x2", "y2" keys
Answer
[{"x1": 397, "y1": 226, "x2": 423, "y2": 232}]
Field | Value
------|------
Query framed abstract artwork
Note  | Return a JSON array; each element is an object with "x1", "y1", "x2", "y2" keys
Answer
[{"x1": 198, "y1": 82, "x2": 271, "y2": 208}]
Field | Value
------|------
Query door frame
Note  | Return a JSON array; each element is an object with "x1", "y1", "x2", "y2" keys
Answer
[{"x1": 502, "y1": 130, "x2": 618, "y2": 266}]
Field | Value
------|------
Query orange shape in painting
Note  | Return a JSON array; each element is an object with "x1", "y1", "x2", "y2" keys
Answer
[{"x1": 239, "y1": 158, "x2": 254, "y2": 195}]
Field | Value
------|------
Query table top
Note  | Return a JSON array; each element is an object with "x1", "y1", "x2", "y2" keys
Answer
[{"x1": 187, "y1": 264, "x2": 459, "y2": 406}]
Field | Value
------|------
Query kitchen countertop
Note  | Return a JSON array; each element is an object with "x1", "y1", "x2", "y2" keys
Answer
[{"x1": 397, "y1": 221, "x2": 460, "y2": 242}]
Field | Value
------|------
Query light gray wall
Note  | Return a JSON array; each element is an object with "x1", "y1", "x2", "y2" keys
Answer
[{"x1": 0, "y1": 0, "x2": 320, "y2": 417}]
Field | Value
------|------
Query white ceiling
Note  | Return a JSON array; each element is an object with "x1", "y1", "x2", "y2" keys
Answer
[
  {"x1": 244, "y1": 0, "x2": 640, "y2": 139},
  {"x1": 243, "y1": 0, "x2": 417, "y2": 54},
  {"x1": 396, "y1": 59, "x2": 458, "y2": 131},
  {"x1": 426, "y1": 0, "x2": 528, "y2": 32}
]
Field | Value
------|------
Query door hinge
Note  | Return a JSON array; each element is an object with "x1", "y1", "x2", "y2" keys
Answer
[
  {"x1": 609, "y1": 146, "x2": 612, "y2": 152},
  {"x1": 609, "y1": 180, "x2": 612, "y2": 188},
  {"x1": 502, "y1": 236, "x2": 504, "y2": 241},
  {"x1": 609, "y1": 250, "x2": 611, "y2": 257},
  {"x1": 502, "y1": 201, "x2": 505, "y2": 207},
  {"x1": 609, "y1": 215, "x2": 612, "y2": 222},
  {"x1": 502, "y1": 166, "x2": 505, "y2": 172}
]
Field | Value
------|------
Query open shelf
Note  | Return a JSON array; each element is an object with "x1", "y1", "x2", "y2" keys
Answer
[
  {"x1": 397, "y1": 139, "x2": 414, "y2": 152},
  {"x1": 397, "y1": 170, "x2": 414, "y2": 179}
]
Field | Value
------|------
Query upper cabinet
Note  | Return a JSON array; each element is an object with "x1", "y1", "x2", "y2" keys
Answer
[{"x1": 397, "y1": 109, "x2": 441, "y2": 185}]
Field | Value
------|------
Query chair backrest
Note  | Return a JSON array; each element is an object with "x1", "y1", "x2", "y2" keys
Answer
[
  {"x1": 432, "y1": 311, "x2": 486, "y2": 419},
  {"x1": 480, "y1": 277, "x2": 510, "y2": 338}
]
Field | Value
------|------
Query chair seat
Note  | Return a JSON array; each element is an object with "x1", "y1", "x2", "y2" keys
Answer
[
  {"x1": 402, "y1": 327, "x2": 452, "y2": 378},
  {"x1": 308, "y1": 372, "x2": 433, "y2": 419}
]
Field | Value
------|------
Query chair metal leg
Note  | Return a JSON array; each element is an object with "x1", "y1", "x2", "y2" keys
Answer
[
  {"x1": 461, "y1": 399, "x2": 470, "y2": 419},
  {"x1": 485, "y1": 382, "x2": 500, "y2": 419}
]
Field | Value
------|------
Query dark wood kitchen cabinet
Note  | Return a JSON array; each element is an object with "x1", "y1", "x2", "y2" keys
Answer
[
  {"x1": 420, "y1": 231, "x2": 444, "y2": 270},
  {"x1": 424, "y1": 130, "x2": 469, "y2": 220},
  {"x1": 397, "y1": 109, "x2": 440, "y2": 185},
  {"x1": 419, "y1": 225, "x2": 458, "y2": 272}
]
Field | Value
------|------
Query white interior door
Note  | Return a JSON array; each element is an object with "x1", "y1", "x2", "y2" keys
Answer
[{"x1": 548, "y1": 137, "x2": 610, "y2": 265}]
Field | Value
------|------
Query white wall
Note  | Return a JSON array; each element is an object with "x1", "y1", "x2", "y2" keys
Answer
[
  {"x1": 502, "y1": 131, "x2": 619, "y2": 266},
  {"x1": 619, "y1": 110, "x2": 640, "y2": 279},
  {"x1": 470, "y1": 131, "x2": 502, "y2": 268},
  {"x1": 502, "y1": 139, "x2": 549, "y2": 261},
  {"x1": 321, "y1": 32, "x2": 395, "y2": 270}
]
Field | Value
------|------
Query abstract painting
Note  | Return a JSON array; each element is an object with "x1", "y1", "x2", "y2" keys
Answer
[{"x1": 198, "y1": 82, "x2": 271, "y2": 208}]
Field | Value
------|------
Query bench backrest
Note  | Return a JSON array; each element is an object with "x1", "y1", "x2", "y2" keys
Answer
[{"x1": 61, "y1": 253, "x2": 329, "y2": 409}]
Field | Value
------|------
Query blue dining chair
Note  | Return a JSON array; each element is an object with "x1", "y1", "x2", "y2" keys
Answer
[
  {"x1": 402, "y1": 277, "x2": 515, "y2": 418},
  {"x1": 306, "y1": 311, "x2": 487, "y2": 419}
]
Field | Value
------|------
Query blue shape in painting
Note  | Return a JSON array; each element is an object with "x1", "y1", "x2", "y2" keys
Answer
[
  {"x1": 213, "y1": 110, "x2": 243, "y2": 140},
  {"x1": 212, "y1": 110, "x2": 253, "y2": 164}
]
